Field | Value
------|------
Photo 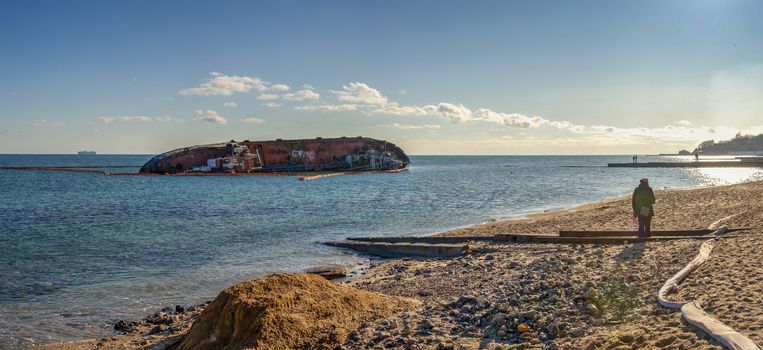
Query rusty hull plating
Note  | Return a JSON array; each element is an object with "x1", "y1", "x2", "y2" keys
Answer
[{"x1": 139, "y1": 137, "x2": 409, "y2": 174}]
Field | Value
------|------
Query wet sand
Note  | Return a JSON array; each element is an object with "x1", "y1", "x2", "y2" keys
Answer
[{"x1": 41, "y1": 181, "x2": 763, "y2": 349}]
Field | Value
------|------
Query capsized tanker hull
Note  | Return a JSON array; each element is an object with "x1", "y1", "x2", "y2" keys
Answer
[{"x1": 139, "y1": 137, "x2": 409, "y2": 174}]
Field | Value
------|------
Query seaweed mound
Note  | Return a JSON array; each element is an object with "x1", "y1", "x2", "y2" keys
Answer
[{"x1": 172, "y1": 273, "x2": 418, "y2": 350}]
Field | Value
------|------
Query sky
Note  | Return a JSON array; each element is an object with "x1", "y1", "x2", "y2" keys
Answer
[{"x1": 1, "y1": 0, "x2": 762, "y2": 155}]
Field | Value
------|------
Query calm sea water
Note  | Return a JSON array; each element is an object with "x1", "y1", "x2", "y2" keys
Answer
[{"x1": 1, "y1": 154, "x2": 762, "y2": 347}]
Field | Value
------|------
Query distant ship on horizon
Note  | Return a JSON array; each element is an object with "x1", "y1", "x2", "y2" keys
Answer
[{"x1": 77, "y1": 151, "x2": 96, "y2": 155}]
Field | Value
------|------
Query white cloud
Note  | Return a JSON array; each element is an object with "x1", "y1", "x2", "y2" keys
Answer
[
  {"x1": 224, "y1": 102, "x2": 237, "y2": 108},
  {"x1": 179, "y1": 72, "x2": 266, "y2": 96},
  {"x1": 399, "y1": 89, "x2": 407, "y2": 95},
  {"x1": 261, "y1": 102, "x2": 282, "y2": 108},
  {"x1": 98, "y1": 116, "x2": 153, "y2": 124},
  {"x1": 383, "y1": 123, "x2": 440, "y2": 130},
  {"x1": 32, "y1": 120, "x2": 65, "y2": 127},
  {"x1": 270, "y1": 84, "x2": 290, "y2": 91},
  {"x1": 154, "y1": 116, "x2": 184, "y2": 123},
  {"x1": 294, "y1": 104, "x2": 358, "y2": 112},
  {"x1": 371, "y1": 103, "x2": 429, "y2": 116},
  {"x1": 472, "y1": 108, "x2": 564, "y2": 128},
  {"x1": 257, "y1": 94, "x2": 280, "y2": 100},
  {"x1": 332, "y1": 82, "x2": 388, "y2": 105},
  {"x1": 241, "y1": 117, "x2": 266, "y2": 124},
  {"x1": 283, "y1": 89, "x2": 320, "y2": 101},
  {"x1": 421, "y1": 103, "x2": 473, "y2": 123},
  {"x1": 302, "y1": 84, "x2": 314, "y2": 90},
  {"x1": 673, "y1": 120, "x2": 692, "y2": 127},
  {"x1": 195, "y1": 110, "x2": 228, "y2": 125}
]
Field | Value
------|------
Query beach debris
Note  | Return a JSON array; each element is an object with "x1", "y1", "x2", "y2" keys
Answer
[
  {"x1": 172, "y1": 273, "x2": 418, "y2": 350},
  {"x1": 303, "y1": 264, "x2": 347, "y2": 280},
  {"x1": 325, "y1": 241, "x2": 469, "y2": 258}
]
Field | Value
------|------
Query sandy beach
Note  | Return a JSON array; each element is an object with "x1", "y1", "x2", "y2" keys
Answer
[{"x1": 40, "y1": 180, "x2": 763, "y2": 349}]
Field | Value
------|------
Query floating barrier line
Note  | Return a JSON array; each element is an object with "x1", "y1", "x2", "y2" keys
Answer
[
  {"x1": 299, "y1": 168, "x2": 408, "y2": 181},
  {"x1": 656, "y1": 225, "x2": 761, "y2": 350}
]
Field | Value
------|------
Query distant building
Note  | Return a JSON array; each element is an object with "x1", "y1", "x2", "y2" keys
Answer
[{"x1": 692, "y1": 133, "x2": 763, "y2": 156}]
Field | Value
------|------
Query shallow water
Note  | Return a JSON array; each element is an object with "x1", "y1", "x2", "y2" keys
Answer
[{"x1": 0, "y1": 154, "x2": 761, "y2": 347}]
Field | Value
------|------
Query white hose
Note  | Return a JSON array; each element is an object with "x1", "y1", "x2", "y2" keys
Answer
[{"x1": 656, "y1": 226, "x2": 761, "y2": 350}]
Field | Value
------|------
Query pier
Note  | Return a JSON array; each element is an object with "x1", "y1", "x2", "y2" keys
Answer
[{"x1": 608, "y1": 160, "x2": 763, "y2": 168}]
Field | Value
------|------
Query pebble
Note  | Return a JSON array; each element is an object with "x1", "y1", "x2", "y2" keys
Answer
[
  {"x1": 147, "y1": 325, "x2": 166, "y2": 335},
  {"x1": 655, "y1": 335, "x2": 676, "y2": 347}
]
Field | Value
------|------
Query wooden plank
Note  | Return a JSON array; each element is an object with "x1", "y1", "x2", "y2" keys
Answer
[
  {"x1": 324, "y1": 241, "x2": 468, "y2": 258},
  {"x1": 495, "y1": 234, "x2": 711, "y2": 244},
  {"x1": 558, "y1": 230, "x2": 713, "y2": 238},
  {"x1": 347, "y1": 236, "x2": 497, "y2": 244}
]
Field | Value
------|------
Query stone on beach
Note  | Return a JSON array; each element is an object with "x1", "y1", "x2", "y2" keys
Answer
[{"x1": 303, "y1": 264, "x2": 347, "y2": 280}]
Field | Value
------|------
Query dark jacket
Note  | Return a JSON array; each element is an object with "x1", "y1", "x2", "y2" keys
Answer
[{"x1": 632, "y1": 184, "x2": 655, "y2": 217}]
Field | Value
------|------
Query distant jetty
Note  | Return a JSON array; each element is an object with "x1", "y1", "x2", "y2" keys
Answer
[
  {"x1": 609, "y1": 158, "x2": 763, "y2": 168},
  {"x1": 77, "y1": 151, "x2": 96, "y2": 155}
]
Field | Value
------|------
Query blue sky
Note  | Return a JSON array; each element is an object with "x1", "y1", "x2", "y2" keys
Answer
[{"x1": 1, "y1": 0, "x2": 762, "y2": 154}]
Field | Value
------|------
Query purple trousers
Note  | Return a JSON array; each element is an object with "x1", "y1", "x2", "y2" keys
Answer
[{"x1": 638, "y1": 216, "x2": 652, "y2": 237}]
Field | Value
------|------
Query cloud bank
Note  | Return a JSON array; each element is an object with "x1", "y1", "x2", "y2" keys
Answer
[{"x1": 174, "y1": 71, "x2": 763, "y2": 148}]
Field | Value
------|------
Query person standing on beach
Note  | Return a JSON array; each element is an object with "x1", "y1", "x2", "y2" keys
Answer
[{"x1": 632, "y1": 178, "x2": 655, "y2": 237}]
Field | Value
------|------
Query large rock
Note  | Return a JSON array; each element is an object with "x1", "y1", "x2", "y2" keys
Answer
[{"x1": 172, "y1": 273, "x2": 418, "y2": 350}]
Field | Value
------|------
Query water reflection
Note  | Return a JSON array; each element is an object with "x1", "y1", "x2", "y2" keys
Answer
[{"x1": 687, "y1": 167, "x2": 763, "y2": 185}]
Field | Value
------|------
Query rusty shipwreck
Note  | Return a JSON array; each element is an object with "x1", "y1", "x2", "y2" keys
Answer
[{"x1": 139, "y1": 137, "x2": 409, "y2": 175}]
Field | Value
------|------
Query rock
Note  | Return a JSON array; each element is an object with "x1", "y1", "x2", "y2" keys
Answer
[
  {"x1": 570, "y1": 328, "x2": 584, "y2": 337},
  {"x1": 586, "y1": 303, "x2": 600, "y2": 316},
  {"x1": 655, "y1": 335, "x2": 676, "y2": 347},
  {"x1": 146, "y1": 312, "x2": 173, "y2": 325},
  {"x1": 618, "y1": 333, "x2": 635, "y2": 344},
  {"x1": 490, "y1": 313, "x2": 508, "y2": 325},
  {"x1": 303, "y1": 264, "x2": 347, "y2": 280},
  {"x1": 147, "y1": 325, "x2": 166, "y2": 335},
  {"x1": 175, "y1": 305, "x2": 185, "y2": 313},
  {"x1": 517, "y1": 323, "x2": 531, "y2": 333},
  {"x1": 113, "y1": 320, "x2": 135, "y2": 333},
  {"x1": 485, "y1": 255, "x2": 494, "y2": 260},
  {"x1": 521, "y1": 310, "x2": 537, "y2": 320},
  {"x1": 436, "y1": 343, "x2": 455, "y2": 350}
]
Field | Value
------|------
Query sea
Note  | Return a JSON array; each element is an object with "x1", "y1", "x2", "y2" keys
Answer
[{"x1": 1, "y1": 154, "x2": 762, "y2": 347}]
